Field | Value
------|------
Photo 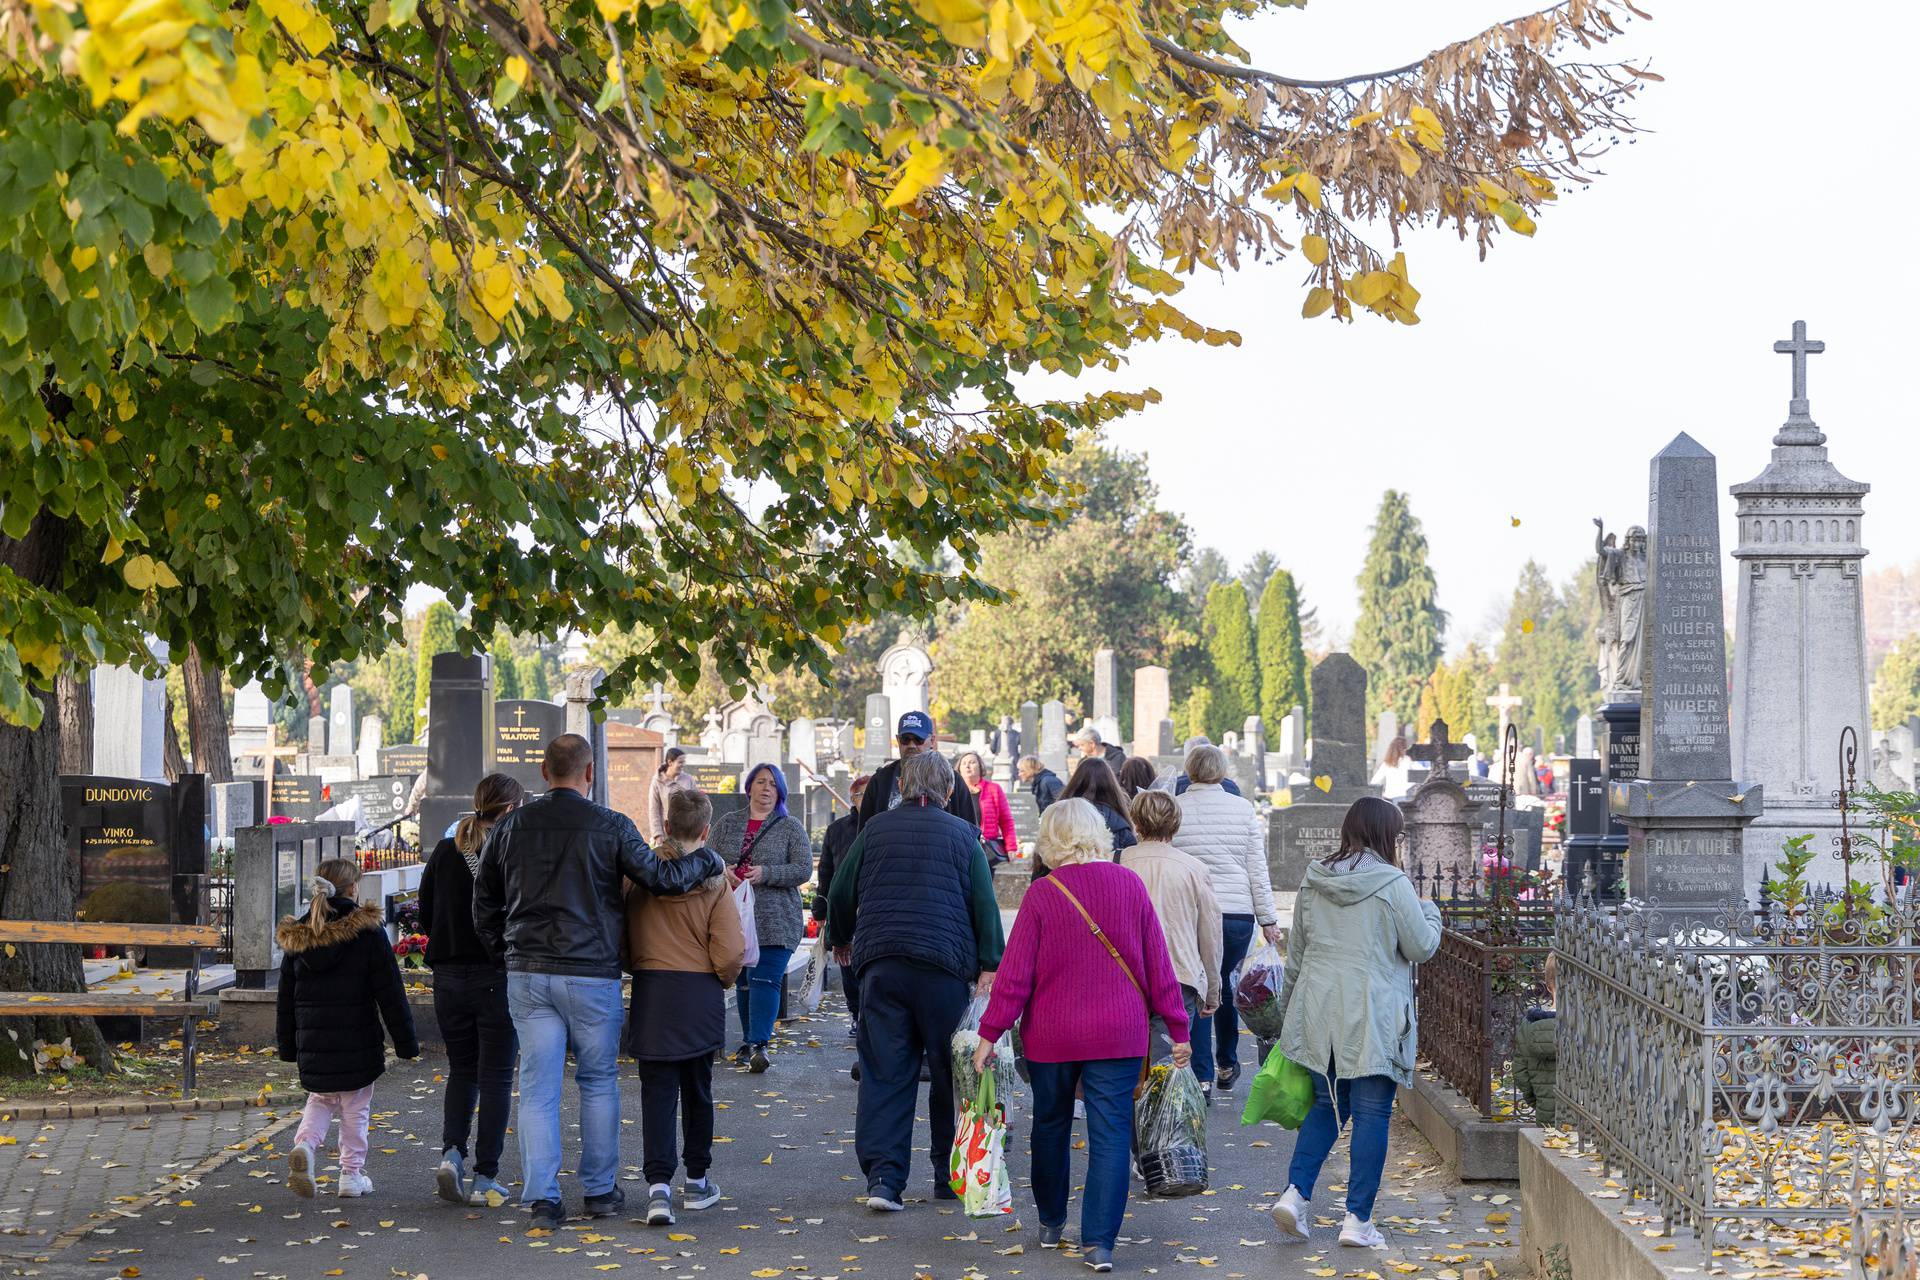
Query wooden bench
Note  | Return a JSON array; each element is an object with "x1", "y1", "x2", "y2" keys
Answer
[{"x1": 0, "y1": 922, "x2": 221, "y2": 1093}]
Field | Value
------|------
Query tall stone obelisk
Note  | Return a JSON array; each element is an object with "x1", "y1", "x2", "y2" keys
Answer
[
  {"x1": 1617, "y1": 434, "x2": 1763, "y2": 915},
  {"x1": 1729, "y1": 321, "x2": 1870, "y2": 893}
]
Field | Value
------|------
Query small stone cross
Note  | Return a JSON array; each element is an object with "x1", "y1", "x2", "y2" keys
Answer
[
  {"x1": 1407, "y1": 719, "x2": 1472, "y2": 783},
  {"x1": 1486, "y1": 683, "x2": 1524, "y2": 739},
  {"x1": 1773, "y1": 319, "x2": 1824, "y2": 420},
  {"x1": 643, "y1": 682, "x2": 670, "y2": 715}
]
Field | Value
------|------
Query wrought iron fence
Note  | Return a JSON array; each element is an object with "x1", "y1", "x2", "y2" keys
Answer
[
  {"x1": 1410, "y1": 873, "x2": 1555, "y2": 1120},
  {"x1": 1556, "y1": 895, "x2": 1920, "y2": 1249},
  {"x1": 205, "y1": 875, "x2": 234, "y2": 964}
]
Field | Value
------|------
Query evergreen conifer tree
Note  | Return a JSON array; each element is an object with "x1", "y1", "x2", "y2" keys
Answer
[
  {"x1": 1185, "y1": 684, "x2": 1215, "y2": 743},
  {"x1": 1257, "y1": 570, "x2": 1309, "y2": 730},
  {"x1": 1872, "y1": 634, "x2": 1920, "y2": 729},
  {"x1": 1202, "y1": 582, "x2": 1257, "y2": 739},
  {"x1": 412, "y1": 602, "x2": 459, "y2": 732},
  {"x1": 1494, "y1": 562, "x2": 1593, "y2": 750},
  {"x1": 491, "y1": 636, "x2": 522, "y2": 700},
  {"x1": 379, "y1": 646, "x2": 416, "y2": 745},
  {"x1": 1351, "y1": 491, "x2": 1446, "y2": 726}
]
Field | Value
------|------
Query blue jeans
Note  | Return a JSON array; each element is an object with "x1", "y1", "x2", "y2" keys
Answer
[
  {"x1": 1193, "y1": 914, "x2": 1257, "y2": 1081},
  {"x1": 507, "y1": 972, "x2": 624, "y2": 1205},
  {"x1": 1285, "y1": 1066, "x2": 1397, "y2": 1221},
  {"x1": 736, "y1": 946, "x2": 792, "y2": 1046},
  {"x1": 1028, "y1": 1057, "x2": 1141, "y2": 1251}
]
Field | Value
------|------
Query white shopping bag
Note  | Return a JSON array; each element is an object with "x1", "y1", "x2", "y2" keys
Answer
[
  {"x1": 733, "y1": 880, "x2": 760, "y2": 969},
  {"x1": 797, "y1": 931, "x2": 829, "y2": 1015}
]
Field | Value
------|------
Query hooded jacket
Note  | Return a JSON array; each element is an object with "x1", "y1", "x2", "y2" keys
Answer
[
  {"x1": 275, "y1": 898, "x2": 420, "y2": 1093},
  {"x1": 1273, "y1": 854, "x2": 1442, "y2": 1088},
  {"x1": 1514, "y1": 1009, "x2": 1558, "y2": 1124},
  {"x1": 624, "y1": 861, "x2": 746, "y2": 1061}
]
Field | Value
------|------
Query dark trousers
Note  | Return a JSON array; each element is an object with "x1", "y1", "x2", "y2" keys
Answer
[
  {"x1": 1029, "y1": 1057, "x2": 1141, "y2": 1250},
  {"x1": 840, "y1": 964, "x2": 861, "y2": 1021},
  {"x1": 636, "y1": 1055, "x2": 715, "y2": 1184},
  {"x1": 854, "y1": 958, "x2": 970, "y2": 1198},
  {"x1": 1193, "y1": 914, "x2": 1257, "y2": 1081},
  {"x1": 433, "y1": 966, "x2": 517, "y2": 1178}
]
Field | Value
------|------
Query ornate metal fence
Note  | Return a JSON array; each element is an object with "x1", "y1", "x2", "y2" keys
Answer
[{"x1": 1556, "y1": 896, "x2": 1920, "y2": 1247}]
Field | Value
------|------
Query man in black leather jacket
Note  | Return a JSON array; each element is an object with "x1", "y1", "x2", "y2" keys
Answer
[{"x1": 472, "y1": 734, "x2": 721, "y2": 1230}]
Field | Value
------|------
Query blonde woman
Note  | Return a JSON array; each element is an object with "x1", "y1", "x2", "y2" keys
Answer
[{"x1": 971, "y1": 799, "x2": 1191, "y2": 1272}]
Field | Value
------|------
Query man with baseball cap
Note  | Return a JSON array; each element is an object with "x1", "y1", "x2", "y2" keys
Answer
[{"x1": 856, "y1": 710, "x2": 978, "y2": 827}]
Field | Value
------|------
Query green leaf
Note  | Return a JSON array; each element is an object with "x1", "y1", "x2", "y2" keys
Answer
[
  {"x1": 387, "y1": 0, "x2": 417, "y2": 25},
  {"x1": 490, "y1": 75, "x2": 522, "y2": 109},
  {"x1": 183, "y1": 276, "x2": 237, "y2": 333},
  {"x1": 0, "y1": 298, "x2": 25, "y2": 346}
]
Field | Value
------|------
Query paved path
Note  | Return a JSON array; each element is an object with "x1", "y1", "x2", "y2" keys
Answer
[{"x1": 0, "y1": 992, "x2": 1522, "y2": 1279}]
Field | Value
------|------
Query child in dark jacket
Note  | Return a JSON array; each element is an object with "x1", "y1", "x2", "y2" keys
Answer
[
  {"x1": 277, "y1": 857, "x2": 420, "y2": 1199},
  {"x1": 1514, "y1": 955, "x2": 1559, "y2": 1125},
  {"x1": 625, "y1": 789, "x2": 746, "y2": 1227}
]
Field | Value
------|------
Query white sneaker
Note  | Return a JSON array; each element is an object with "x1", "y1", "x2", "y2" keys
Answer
[
  {"x1": 865, "y1": 1193, "x2": 905, "y2": 1212},
  {"x1": 337, "y1": 1173, "x2": 375, "y2": 1199},
  {"x1": 1073, "y1": 1100, "x2": 1086, "y2": 1120},
  {"x1": 287, "y1": 1142, "x2": 316, "y2": 1199},
  {"x1": 1339, "y1": 1213, "x2": 1386, "y2": 1249},
  {"x1": 1270, "y1": 1185, "x2": 1311, "y2": 1241}
]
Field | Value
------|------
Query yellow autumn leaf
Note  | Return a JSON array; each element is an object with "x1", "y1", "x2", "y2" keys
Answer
[
  {"x1": 751, "y1": 1272, "x2": 784, "y2": 1278},
  {"x1": 504, "y1": 56, "x2": 528, "y2": 85},
  {"x1": 1295, "y1": 173, "x2": 1323, "y2": 207},
  {"x1": 71, "y1": 245, "x2": 100, "y2": 271},
  {"x1": 1313, "y1": 775, "x2": 1332, "y2": 793},
  {"x1": 882, "y1": 143, "x2": 946, "y2": 210},
  {"x1": 666, "y1": 1232, "x2": 696, "y2": 1241},
  {"x1": 122, "y1": 554, "x2": 158, "y2": 590},
  {"x1": 1521, "y1": 618, "x2": 1535, "y2": 635},
  {"x1": 1301, "y1": 286, "x2": 1334, "y2": 318},
  {"x1": 1300, "y1": 234, "x2": 1327, "y2": 265}
]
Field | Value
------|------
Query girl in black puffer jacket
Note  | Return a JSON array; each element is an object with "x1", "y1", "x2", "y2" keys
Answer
[{"x1": 276, "y1": 858, "x2": 419, "y2": 1199}]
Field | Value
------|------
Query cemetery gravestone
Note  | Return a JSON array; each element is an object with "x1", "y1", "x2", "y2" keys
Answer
[
  {"x1": 307, "y1": 714, "x2": 329, "y2": 755},
  {"x1": 833, "y1": 722, "x2": 857, "y2": 764},
  {"x1": 604, "y1": 721, "x2": 665, "y2": 832},
  {"x1": 1730, "y1": 322, "x2": 1871, "y2": 889},
  {"x1": 1277, "y1": 706, "x2": 1305, "y2": 773},
  {"x1": 230, "y1": 680, "x2": 272, "y2": 761},
  {"x1": 1576, "y1": 714, "x2": 1595, "y2": 758},
  {"x1": 356, "y1": 715, "x2": 383, "y2": 779},
  {"x1": 1020, "y1": 701, "x2": 1040, "y2": 761},
  {"x1": 1563, "y1": 759, "x2": 1608, "y2": 896},
  {"x1": 863, "y1": 694, "x2": 892, "y2": 766},
  {"x1": 329, "y1": 685, "x2": 355, "y2": 757},
  {"x1": 1131, "y1": 666, "x2": 1170, "y2": 758},
  {"x1": 1486, "y1": 684, "x2": 1523, "y2": 742},
  {"x1": 93, "y1": 658, "x2": 167, "y2": 781},
  {"x1": 270, "y1": 774, "x2": 326, "y2": 821},
  {"x1": 1400, "y1": 720, "x2": 1480, "y2": 886},
  {"x1": 495, "y1": 700, "x2": 568, "y2": 797},
  {"x1": 1093, "y1": 649, "x2": 1119, "y2": 724},
  {"x1": 1268, "y1": 654, "x2": 1382, "y2": 893},
  {"x1": 210, "y1": 779, "x2": 263, "y2": 840},
  {"x1": 745, "y1": 719, "x2": 782, "y2": 773},
  {"x1": 61, "y1": 774, "x2": 208, "y2": 939},
  {"x1": 878, "y1": 639, "x2": 934, "y2": 727},
  {"x1": 422, "y1": 654, "x2": 495, "y2": 848},
  {"x1": 789, "y1": 718, "x2": 818, "y2": 772},
  {"x1": 1619, "y1": 434, "x2": 1762, "y2": 911},
  {"x1": 379, "y1": 744, "x2": 429, "y2": 776},
  {"x1": 1040, "y1": 700, "x2": 1069, "y2": 776},
  {"x1": 328, "y1": 776, "x2": 413, "y2": 829}
]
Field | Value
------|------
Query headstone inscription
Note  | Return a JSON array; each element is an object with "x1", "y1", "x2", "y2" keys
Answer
[
  {"x1": 271, "y1": 774, "x2": 326, "y2": 821},
  {"x1": 1268, "y1": 654, "x2": 1382, "y2": 893},
  {"x1": 379, "y1": 744, "x2": 429, "y2": 776},
  {"x1": 328, "y1": 776, "x2": 414, "y2": 828},
  {"x1": 1131, "y1": 666, "x2": 1170, "y2": 758},
  {"x1": 495, "y1": 699, "x2": 568, "y2": 797},
  {"x1": 1618, "y1": 434, "x2": 1762, "y2": 911},
  {"x1": 60, "y1": 774, "x2": 208, "y2": 940},
  {"x1": 210, "y1": 778, "x2": 262, "y2": 840},
  {"x1": 421, "y1": 653, "x2": 495, "y2": 849}
]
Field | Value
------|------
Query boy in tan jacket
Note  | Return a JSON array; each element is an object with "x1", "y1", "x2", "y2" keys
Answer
[{"x1": 624, "y1": 789, "x2": 746, "y2": 1227}]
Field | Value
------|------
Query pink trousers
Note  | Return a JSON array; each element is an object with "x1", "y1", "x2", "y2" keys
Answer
[{"x1": 294, "y1": 1084, "x2": 374, "y2": 1176}]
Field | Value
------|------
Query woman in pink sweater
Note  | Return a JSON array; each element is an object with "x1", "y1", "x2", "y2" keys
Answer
[
  {"x1": 957, "y1": 752, "x2": 1018, "y2": 863},
  {"x1": 972, "y1": 799, "x2": 1190, "y2": 1273}
]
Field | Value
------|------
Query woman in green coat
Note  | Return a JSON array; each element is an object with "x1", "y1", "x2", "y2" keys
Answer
[{"x1": 1268, "y1": 796, "x2": 1441, "y2": 1251}]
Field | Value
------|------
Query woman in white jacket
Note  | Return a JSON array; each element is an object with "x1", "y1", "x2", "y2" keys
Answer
[{"x1": 1173, "y1": 743, "x2": 1281, "y2": 1094}]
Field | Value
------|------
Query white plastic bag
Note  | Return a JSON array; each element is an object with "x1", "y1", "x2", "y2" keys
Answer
[
  {"x1": 733, "y1": 880, "x2": 760, "y2": 969},
  {"x1": 950, "y1": 994, "x2": 1016, "y2": 1118},
  {"x1": 797, "y1": 930, "x2": 828, "y2": 1015}
]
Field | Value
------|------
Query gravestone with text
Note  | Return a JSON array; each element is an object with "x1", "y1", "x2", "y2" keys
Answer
[
  {"x1": 863, "y1": 694, "x2": 892, "y2": 766},
  {"x1": 271, "y1": 774, "x2": 326, "y2": 821},
  {"x1": 1399, "y1": 720, "x2": 1479, "y2": 887},
  {"x1": 878, "y1": 639, "x2": 933, "y2": 728},
  {"x1": 329, "y1": 685, "x2": 355, "y2": 758},
  {"x1": 61, "y1": 774, "x2": 208, "y2": 942},
  {"x1": 379, "y1": 744, "x2": 429, "y2": 776},
  {"x1": 328, "y1": 776, "x2": 414, "y2": 829},
  {"x1": 1618, "y1": 434, "x2": 1762, "y2": 911},
  {"x1": 495, "y1": 699, "x2": 568, "y2": 797},
  {"x1": 604, "y1": 721, "x2": 665, "y2": 832}
]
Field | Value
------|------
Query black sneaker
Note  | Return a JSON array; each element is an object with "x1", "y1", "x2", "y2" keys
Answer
[
  {"x1": 749, "y1": 1044, "x2": 771, "y2": 1074},
  {"x1": 645, "y1": 1187, "x2": 675, "y2": 1226},
  {"x1": 932, "y1": 1181, "x2": 957, "y2": 1202},
  {"x1": 529, "y1": 1199, "x2": 565, "y2": 1232},
  {"x1": 1039, "y1": 1224, "x2": 1066, "y2": 1248},
  {"x1": 584, "y1": 1186, "x2": 626, "y2": 1218},
  {"x1": 1215, "y1": 1064, "x2": 1241, "y2": 1092},
  {"x1": 850, "y1": 1061, "x2": 862, "y2": 1083},
  {"x1": 1083, "y1": 1245, "x2": 1114, "y2": 1272},
  {"x1": 730, "y1": 1044, "x2": 751, "y2": 1066}
]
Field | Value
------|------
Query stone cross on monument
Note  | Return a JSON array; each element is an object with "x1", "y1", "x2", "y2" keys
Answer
[
  {"x1": 1486, "y1": 684, "x2": 1524, "y2": 739},
  {"x1": 1773, "y1": 318, "x2": 1824, "y2": 424},
  {"x1": 643, "y1": 683, "x2": 670, "y2": 716},
  {"x1": 1407, "y1": 719, "x2": 1472, "y2": 784}
]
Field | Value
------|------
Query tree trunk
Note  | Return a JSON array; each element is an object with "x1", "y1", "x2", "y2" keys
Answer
[
  {"x1": 162, "y1": 687, "x2": 187, "y2": 782},
  {"x1": 182, "y1": 643, "x2": 231, "y2": 783},
  {"x1": 0, "y1": 512, "x2": 111, "y2": 1073},
  {"x1": 57, "y1": 672, "x2": 91, "y2": 775}
]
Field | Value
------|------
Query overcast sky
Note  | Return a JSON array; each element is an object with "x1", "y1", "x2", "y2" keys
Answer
[{"x1": 1028, "y1": 0, "x2": 1917, "y2": 651}]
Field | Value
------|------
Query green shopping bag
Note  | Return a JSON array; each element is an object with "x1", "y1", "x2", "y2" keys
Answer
[{"x1": 1240, "y1": 1041, "x2": 1314, "y2": 1130}]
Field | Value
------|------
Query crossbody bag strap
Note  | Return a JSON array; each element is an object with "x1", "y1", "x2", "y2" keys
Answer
[{"x1": 1045, "y1": 874, "x2": 1153, "y2": 1095}]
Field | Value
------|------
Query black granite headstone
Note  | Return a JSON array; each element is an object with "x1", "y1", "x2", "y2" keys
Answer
[
  {"x1": 328, "y1": 776, "x2": 416, "y2": 828},
  {"x1": 60, "y1": 774, "x2": 207, "y2": 955},
  {"x1": 494, "y1": 699, "x2": 567, "y2": 796},
  {"x1": 270, "y1": 774, "x2": 326, "y2": 821},
  {"x1": 422, "y1": 654, "x2": 494, "y2": 847},
  {"x1": 379, "y1": 744, "x2": 429, "y2": 776}
]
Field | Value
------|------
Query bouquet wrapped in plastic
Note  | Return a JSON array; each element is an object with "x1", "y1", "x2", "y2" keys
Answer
[
  {"x1": 948, "y1": 1072, "x2": 1014, "y2": 1218},
  {"x1": 950, "y1": 994, "x2": 1017, "y2": 1115},
  {"x1": 1233, "y1": 943, "x2": 1287, "y2": 1041},
  {"x1": 1134, "y1": 1059, "x2": 1209, "y2": 1197}
]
